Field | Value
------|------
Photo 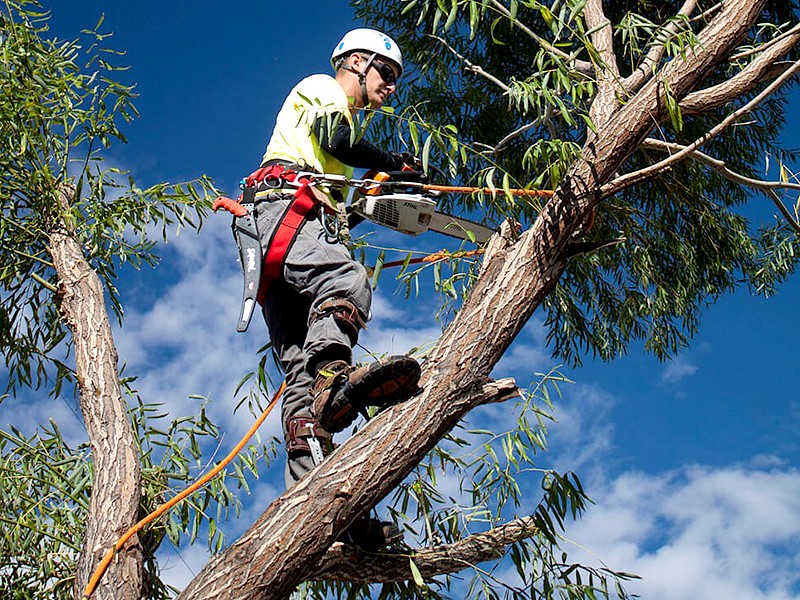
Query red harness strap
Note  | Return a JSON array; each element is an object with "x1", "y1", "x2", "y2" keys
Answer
[{"x1": 253, "y1": 167, "x2": 319, "y2": 305}]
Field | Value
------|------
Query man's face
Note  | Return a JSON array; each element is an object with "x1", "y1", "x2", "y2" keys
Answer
[{"x1": 362, "y1": 56, "x2": 399, "y2": 108}]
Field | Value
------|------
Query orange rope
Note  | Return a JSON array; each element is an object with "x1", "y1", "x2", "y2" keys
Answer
[
  {"x1": 82, "y1": 381, "x2": 286, "y2": 600},
  {"x1": 381, "y1": 248, "x2": 485, "y2": 269},
  {"x1": 420, "y1": 184, "x2": 554, "y2": 197}
]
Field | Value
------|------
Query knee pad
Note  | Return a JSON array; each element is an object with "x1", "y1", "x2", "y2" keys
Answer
[{"x1": 309, "y1": 297, "x2": 367, "y2": 339}]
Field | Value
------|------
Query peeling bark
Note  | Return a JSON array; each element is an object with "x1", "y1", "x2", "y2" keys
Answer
[{"x1": 46, "y1": 187, "x2": 142, "y2": 600}]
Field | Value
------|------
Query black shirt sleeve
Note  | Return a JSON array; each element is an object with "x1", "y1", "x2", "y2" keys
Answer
[{"x1": 313, "y1": 115, "x2": 404, "y2": 171}]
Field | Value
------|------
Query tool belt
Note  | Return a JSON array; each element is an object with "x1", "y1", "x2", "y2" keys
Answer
[{"x1": 212, "y1": 163, "x2": 331, "y2": 332}]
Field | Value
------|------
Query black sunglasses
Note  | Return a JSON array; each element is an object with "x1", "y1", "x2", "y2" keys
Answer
[{"x1": 371, "y1": 58, "x2": 398, "y2": 85}]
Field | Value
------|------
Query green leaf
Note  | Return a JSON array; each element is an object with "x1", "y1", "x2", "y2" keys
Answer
[{"x1": 409, "y1": 556, "x2": 425, "y2": 587}]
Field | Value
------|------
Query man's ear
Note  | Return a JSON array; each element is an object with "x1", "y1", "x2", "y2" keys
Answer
[{"x1": 348, "y1": 53, "x2": 365, "y2": 71}]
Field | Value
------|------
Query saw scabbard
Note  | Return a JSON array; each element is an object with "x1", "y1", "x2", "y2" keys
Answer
[{"x1": 231, "y1": 188, "x2": 261, "y2": 333}]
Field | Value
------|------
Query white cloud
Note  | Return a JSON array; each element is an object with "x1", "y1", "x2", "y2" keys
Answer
[
  {"x1": 114, "y1": 217, "x2": 285, "y2": 439},
  {"x1": 548, "y1": 382, "x2": 618, "y2": 476},
  {"x1": 493, "y1": 316, "x2": 551, "y2": 380},
  {"x1": 564, "y1": 464, "x2": 800, "y2": 600},
  {"x1": 661, "y1": 355, "x2": 698, "y2": 384},
  {"x1": 0, "y1": 393, "x2": 88, "y2": 446}
]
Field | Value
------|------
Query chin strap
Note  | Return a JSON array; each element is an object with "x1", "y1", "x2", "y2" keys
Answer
[{"x1": 342, "y1": 52, "x2": 376, "y2": 107}]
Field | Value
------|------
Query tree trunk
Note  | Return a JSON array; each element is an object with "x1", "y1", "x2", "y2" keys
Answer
[
  {"x1": 179, "y1": 1, "x2": 766, "y2": 598},
  {"x1": 47, "y1": 187, "x2": 143, "y2": 600}
]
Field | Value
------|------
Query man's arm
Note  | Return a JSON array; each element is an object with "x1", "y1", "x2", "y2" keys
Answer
[{"x1": 313, "y1": 116, "x2": 406, "y2": 171}]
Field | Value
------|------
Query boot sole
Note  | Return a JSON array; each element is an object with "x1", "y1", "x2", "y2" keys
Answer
[
  {"x1": 343, "y1": 355, "x2": 422, "y2": 408},
  {"x1": 320, "y1": 356, "x2": 421, "y2": 432}
]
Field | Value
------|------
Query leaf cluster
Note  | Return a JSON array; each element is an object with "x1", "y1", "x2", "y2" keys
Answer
[
  {"x1": 355, "y1": 0, "x2": 800, "y2": 365},
  {"x1": 0, "y1": 0, "x2": 218, "y2": 395},
  {"x1": 0, "y1": 381, "x2": 280, "y2": 599}
]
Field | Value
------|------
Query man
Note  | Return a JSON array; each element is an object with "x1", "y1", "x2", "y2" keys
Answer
[{"x1": 255, "y1": 29, "x2": 421, "y2": 549}]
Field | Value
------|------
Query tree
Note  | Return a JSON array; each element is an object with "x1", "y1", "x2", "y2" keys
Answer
[
  {"x1": 0, "y1": 2, "x2": 223, "y2": 598},
  {"x1": 4, "y1": 1, "x2": 800, "y2": 599},
  {"x1": 176, "y1": 0, "x2": 800, "y2": 598}
]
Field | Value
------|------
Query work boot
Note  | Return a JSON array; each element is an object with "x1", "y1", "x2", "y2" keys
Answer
[
  {"x1": 338, "y1": 515, "x2": 404, "y2": 552},
  {"x1": 312, "y1": 355, "x2": 421, "y2": 433}
]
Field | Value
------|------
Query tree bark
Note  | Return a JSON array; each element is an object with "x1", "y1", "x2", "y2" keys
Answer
[
  {"x1": 47, "y1": 187, "x2": 143, "y2": 600},
  {"x1": 178, "y1": 1, "x2": 768, "y2": 598},
  {"x1": 308, "y1": 516, "x2": 540, "y2": 583}
]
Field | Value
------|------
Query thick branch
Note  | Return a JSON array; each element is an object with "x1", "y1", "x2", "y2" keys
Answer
[
  {"x1": 601, "y1": 57, "x2": 800, "y2": 197},
  {"x1": 584, "y1": 0, "x2": 622, "y2": 129},
  {"x1": 680, "y1": 22, "x2": 800, "y2": 115},
  {"x1": 310, "y1": 516, "x2": 540, "y2": 583},
  {"x1": 48, "y1": 184, "x2": 142, "y2": 600}
]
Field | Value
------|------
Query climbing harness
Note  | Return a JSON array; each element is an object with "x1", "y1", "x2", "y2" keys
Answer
[
  {"x1": 214, "y1": 167, "x2": 555, "y2": 332},
  {"x1": 213, "y1": 164, "x2": 336, "y2": 332}
]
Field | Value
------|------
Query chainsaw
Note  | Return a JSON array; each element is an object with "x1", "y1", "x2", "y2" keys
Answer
[
  {"x1": 344, "y1": 170, "x2": 496, "y2": 243},
  {"x1": 349, "y1": 191, "x2": 495, "y2": 243}
]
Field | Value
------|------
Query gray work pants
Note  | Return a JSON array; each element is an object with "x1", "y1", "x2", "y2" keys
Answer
[{"x1": 255, "y1": 193, "x2": 371, "y2": 487}]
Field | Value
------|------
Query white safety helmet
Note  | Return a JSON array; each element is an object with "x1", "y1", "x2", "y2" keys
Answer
[{"x1": 331, "y1": 28, "x2": 403, "y2": 77}]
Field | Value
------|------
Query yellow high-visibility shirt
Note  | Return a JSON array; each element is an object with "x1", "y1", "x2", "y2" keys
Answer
[{"x1": 262, "y1": 74, "x2": 355, "y2": 184}]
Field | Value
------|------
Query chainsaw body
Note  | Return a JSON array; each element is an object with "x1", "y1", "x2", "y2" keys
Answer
[
  {"x1": 350, "y1": 192, "x2": 494, "y2": 243},
  {"x1": 351, "y1": 193, "x2": 436, "y2": 236}
]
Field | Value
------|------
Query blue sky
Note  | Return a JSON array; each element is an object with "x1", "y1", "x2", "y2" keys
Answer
[{"x1": 3, "y1": 2, "x2": 800, "y2": 598}]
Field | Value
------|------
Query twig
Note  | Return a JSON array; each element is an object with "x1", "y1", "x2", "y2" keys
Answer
[
  {"x1": 601, "y1": 58, "x2": 800, "y2": 197},
  {"x1": 730, "y1": 22, "x2": 800, "y2": 61},
  {"x1": 487, "y1": 0, "x2": 594, "y2": 76},
  {"x1": 640, "y1": 138, "x2": 800, "y2": 235},
  {"x1": 426, "y1": 34, "x2": 509, "y2": 92},
  {"x1": 491, "y1": 107, "x2": 554, "y2": 155}
]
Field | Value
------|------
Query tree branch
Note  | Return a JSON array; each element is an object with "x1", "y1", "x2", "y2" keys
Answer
[
  {"x1": 427, "y1": 34, "x2": 510, "y2": 92},
  {"x1": 488, "y1": 105, "x2": 555, "y2": 155},
  {"x1": 584, "y1": 0, "x2": 622, "y2": 129},
  {"x1": 487, "y1": 0, "x2": 594, "y2": 76},
  {"x1": 309, "y1": 516, "x2": 540, "y2": 583},
  {"x1": 641, "y1": 138, "x2": 800, "y2": 235},
  {"x1": 622, "y1": 0, "x2": 698, "y2": 92},
  {"x1": 730, "y1": 23, "x2": 800, "y2": 61},
  {"x1": 680, "y1": 22, "x2": 800, "y2": 115},
  {"x1": 641, "y1": 138, "x2": 800, "y2": 192},
  {"x1": 477, "y1": 377, "x2": 521, "y2": 405},
  {"x1": 601, "y1": 58, "x2": 800, "y2": 198}
]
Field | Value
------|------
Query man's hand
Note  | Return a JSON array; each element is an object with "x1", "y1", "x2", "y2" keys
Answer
[{"x1": 391, "y1": 152, "x2": 428, "y2": 183}]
